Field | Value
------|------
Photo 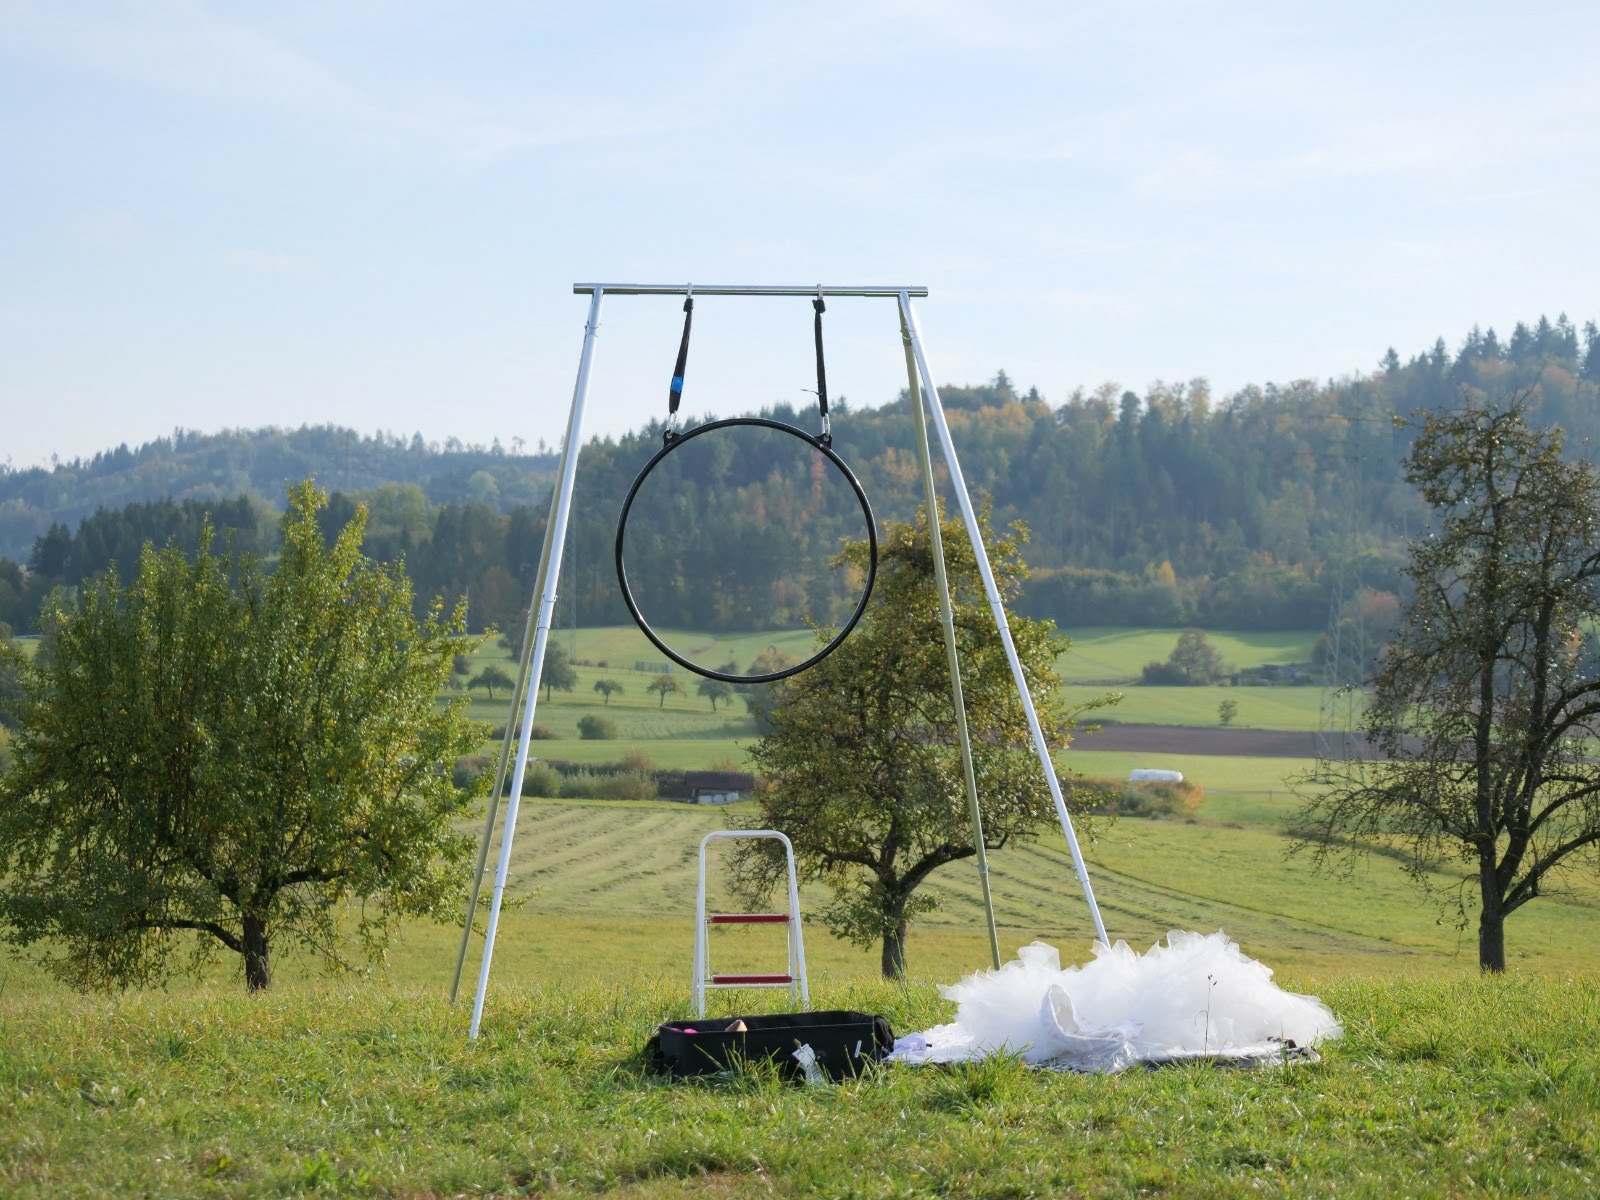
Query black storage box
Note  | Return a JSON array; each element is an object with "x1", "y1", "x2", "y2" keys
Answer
[{"x1": 647, "y1": 1010, "x2": 894, "y2": 1081}]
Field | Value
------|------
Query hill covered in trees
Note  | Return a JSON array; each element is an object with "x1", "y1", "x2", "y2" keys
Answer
[
  {"x1": 4, "y1": 314, "x2": 1597, "y2": 640},
  {"x1": 0, "y1": 425, "x2": 559, "y2": 562}
]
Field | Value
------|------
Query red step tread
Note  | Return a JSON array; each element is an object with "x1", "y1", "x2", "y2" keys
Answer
[
  {"x1": 707, "y1": 913, "x2": 790, "y2": 924},
  {"x1": 710, "y1": 973, "x2": 794, "y2": 985}
]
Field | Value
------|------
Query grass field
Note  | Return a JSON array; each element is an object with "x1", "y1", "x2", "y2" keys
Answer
[
  {"x1": 3, "y1": 967, "x2": 1598, "y2": 1198},
  {"x1": 1057, "y1": 627, "x2": 1321, "y2": 684},
  {"x1": 452, "y1": 626, "x2": 1340, "y2": 781},
  {"x1": 445, "y1": 785, "x2": 1600, "y2": 984},
  {"x1": 539, "y1": 625, "x2": 823, "y2": 676},
  {"x1": 1080, "y1": 684, "x2": 1329, "y2": 730},
  {"x1": 7, "y1": 624, "x2": 1600, "y2": 1196}
]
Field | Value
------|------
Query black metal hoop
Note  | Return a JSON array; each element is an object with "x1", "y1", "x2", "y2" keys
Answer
[{"x1": 614, "y1": 416, "x2": 878, "y2": 685}]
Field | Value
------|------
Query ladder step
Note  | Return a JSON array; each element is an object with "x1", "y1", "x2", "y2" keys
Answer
[
  {"x1": 707, "y1": 913, "x2": 790, "y2": 924},
  {"x1": 710, "y1": 973, "x2": 794, "y2": 985}
]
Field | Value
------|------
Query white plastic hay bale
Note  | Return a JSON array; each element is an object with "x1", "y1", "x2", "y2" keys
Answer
[{"x1": 1128, "y1": 768, "x2": 1183, "y2": 783}]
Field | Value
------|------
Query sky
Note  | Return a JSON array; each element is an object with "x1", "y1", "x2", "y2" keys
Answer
[{"x1": 3, "y1": 1, "x2": 1598, "y2": 471}]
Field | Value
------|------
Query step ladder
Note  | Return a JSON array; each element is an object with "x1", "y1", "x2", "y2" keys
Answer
[{"x1": 693, "y1": 830, "x2": 810, "y2": 1018}]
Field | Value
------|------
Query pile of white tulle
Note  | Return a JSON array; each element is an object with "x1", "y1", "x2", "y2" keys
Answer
[{"x1": 889, "y1": 931, "x2": 1341, "y2": 1074}]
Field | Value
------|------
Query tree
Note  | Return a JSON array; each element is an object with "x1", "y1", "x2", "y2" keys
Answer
[
  {"x1": 696, "y1": 677, "x2": 734, "y2": 712},
  {"x1": 0, "y1": 624, "x2": 22, "y2": 729},
  {"x1": 577, "y1": 714, "x2": 618, "y2": 740},
  {"x1": 0, "y1": 481, "x2": 482, "y2": 992},
  {"x1": 468, "y1": 664, "x2": 514, "y2": 702},
  {"x1": 1141, "y1": 628, "x2": 1223, "y2": 685},
  {"x1": 1293, "y1": 403, "x2": 1600, "y2": 972},
  {"x1": 540, "y1": 641, "x2": 578, "y2": 701},
  {"x1": 741, "y1": 647, "x2": 797, "y2": 733},
  {"x1": 732, "y1": 505, "x2": 1096, "y2": 978},
  {"x1": 592, "y1": 678, "x2": 624, "y2": 704},
  {"x1": 1218, "y1": 698, "x2": 1238, "y2": 726},
  {"x1": 647, "y1": 675, "x2": 680, "y2": 707}
]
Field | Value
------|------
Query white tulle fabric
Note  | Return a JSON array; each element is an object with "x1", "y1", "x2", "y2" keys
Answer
[{"x1": 890, "y1": 931, "x2": 1342, "y2": 1074}]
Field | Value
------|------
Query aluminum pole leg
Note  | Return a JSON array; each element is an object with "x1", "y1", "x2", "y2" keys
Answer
[
  {"x1": 469, "y1": 288, "x2": 605, "y2": 1037},
  {"x1": 449, "y1": 453, "x2": 567, "y2": 1002},
  {"x1": 898, "y1": 310, "x2": 1002, "y2": 970},
  {"x1": 897, "y1": 292, "x2": 1110, "y2": 947}
]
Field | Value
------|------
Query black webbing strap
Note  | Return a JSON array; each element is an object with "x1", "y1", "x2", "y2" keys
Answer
[
  {"x1": 813, "y1": 296, "x2": 830, "y2": 444},
  {"x1": 665, "y1": 295, "x2": 693, "y2": 442}
]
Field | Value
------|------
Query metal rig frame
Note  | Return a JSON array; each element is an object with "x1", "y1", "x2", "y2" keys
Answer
[{"x1": 455, "y1": 283, "x2": 1109, "y2": 1038}]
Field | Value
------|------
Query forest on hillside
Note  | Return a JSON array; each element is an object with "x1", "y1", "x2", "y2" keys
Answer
[
  {"x1": 0, "y1": 425, "x2": 559, "y2": 562},
  {"x1": 3, "y1": 314, "x2": 1597, "y2": 642}
]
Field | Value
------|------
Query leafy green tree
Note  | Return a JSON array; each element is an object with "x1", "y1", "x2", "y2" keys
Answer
[
  {"x1": 468, "y1": 664, "x2": 515, "y2": 701},
  {"x1": 733, "y1": 505, "x2": 1096, "y2": 978},
  {"x1": 1217, "y1": 698, "x2": 1238, "y2": 726},
  {"x1": 540, "y1": 641, "x2": 578, "y2": 701},
  {"x1": 1141, "y1": 628, "x2": 1223, "y2": 685},
  {"x1": 647, "y1": 675, "x2": 680, "y2": 707},
  {"x1": 0, "y1": 481, "x2": 482, "y2": 992},
  {"x1": 576, "y1": 714, "x2": 618, "y2": 740},
  {"x1": 741, "y1": 647, "x2": 798, "y2": 733},
  {"x1": 0, "y1": 623, "x2": 22, "y2": 729},
  {"x1": 592, "y1": 678, "x2": 624, "y2": 704},
  {"x1": 696, "y1": 677, "x2": 734, "y2": 712},
  {"x1": 1293, "y1": 403, "x2": 1600, "y2": 972}
]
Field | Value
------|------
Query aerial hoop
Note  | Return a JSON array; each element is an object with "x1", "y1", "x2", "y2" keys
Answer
[
  {"x1": 613, "y1": 288, "x2": 878, "y2": 684},
  {"x1": 615, "y1": 416, "x2": 878, "y2": 684}
]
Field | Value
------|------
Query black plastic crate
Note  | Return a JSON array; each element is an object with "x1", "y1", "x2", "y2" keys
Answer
[{"x1": 647, "y1": 1010, "x2": 893, "y2": 1081}]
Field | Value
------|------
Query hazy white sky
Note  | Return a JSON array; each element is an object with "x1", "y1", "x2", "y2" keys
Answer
[{"x1": 3, "y1": 1, "x2": 1598, "y2": 470}]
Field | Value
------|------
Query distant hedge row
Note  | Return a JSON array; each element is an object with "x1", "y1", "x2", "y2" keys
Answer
[{"x1": 451, "y1": 755, "x2": 756, "y2": 804}]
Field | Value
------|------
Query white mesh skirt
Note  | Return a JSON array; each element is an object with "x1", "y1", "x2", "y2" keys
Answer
[{"x1": 890, "y1": 931, "x2": 1342, "y2": 1074}]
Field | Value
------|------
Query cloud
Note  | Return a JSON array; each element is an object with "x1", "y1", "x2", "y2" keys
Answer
[
  {"x1": 0, "y1": 0, "x2": 657, "y2": 164},
  {"x1": 70, "y1": 207, "x2": 156, "y2": 250},
  {"x1": 1042, "y1": 286, "x2": 1144, "y2": 320},
  {"x1": 218, "y1": 248, "x2": 319, "y2": 279},
  {"x1": 0, "y1": 0, "x2": 368, "y2": 120}
]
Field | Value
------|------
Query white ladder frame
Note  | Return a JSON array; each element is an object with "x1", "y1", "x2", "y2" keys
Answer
[{"x1": 692, "y1": 829, "x2": 810, "y2": 1018}]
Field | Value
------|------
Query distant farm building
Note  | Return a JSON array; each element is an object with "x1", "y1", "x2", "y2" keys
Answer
[{"x1": 684, "y1": 770, "x2": 756, "y2": 805}]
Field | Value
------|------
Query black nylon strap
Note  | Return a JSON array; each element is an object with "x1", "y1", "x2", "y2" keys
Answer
[
  {"x1": 812, "y1": 296, "x2": 829, "y2": 434},
  {"x1": 667, "y1": 296, "x2": 693, "y2": 421}
]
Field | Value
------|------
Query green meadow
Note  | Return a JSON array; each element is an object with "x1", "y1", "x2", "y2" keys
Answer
[
  {"x1": 9, "y1": 623, "x2": 1599, "y2": 1197},
  {"x1": 1057, "y1": 626, "x2": 1321, "y2": 683},
  {"x1": 5, "y1": 968, "x2": 1598, "y2": 1199},
  {"x1": 1080, "y1": 684, "x2": 1329, "y2": 730},
  {"x1": 454, "y1": 626, "x2": 1341, "y2": 771}
]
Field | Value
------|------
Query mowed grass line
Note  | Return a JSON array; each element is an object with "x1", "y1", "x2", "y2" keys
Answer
[
  {"x1": 2, "y1": 969, "x2": 1598, "y2": 1199},
  {"x1": 448, "y1": 792, "x2": 1600, "y2": 981}
]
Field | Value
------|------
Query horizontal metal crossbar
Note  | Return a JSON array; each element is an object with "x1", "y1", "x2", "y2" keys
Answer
[
  {"x1": 572, "y1": 282, "x2": 929, "y2": 297},
  {"x1": 710, "y1": 974, "x2": 795, "y2": 985}
]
